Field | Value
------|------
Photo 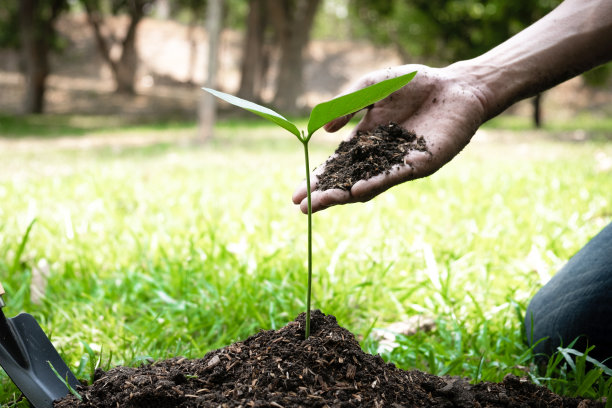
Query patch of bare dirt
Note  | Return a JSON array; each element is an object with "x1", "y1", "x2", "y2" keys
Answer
[{"x1": 54, "y1": 311, "x2": 604, "y2": 408}]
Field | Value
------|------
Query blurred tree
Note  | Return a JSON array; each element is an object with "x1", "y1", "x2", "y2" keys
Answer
[
  {"x1": 168, "y1": 0, "x2": 209, "y2": 83},
  {"x1": 8, "y1": 0, "x2": 68, "y2": 113},
  {"x1": 158, "y1": 0, "x2": 245, "y2": 85},
  {"x1": 82, "y1": 0, "x2": 154, "y2": 94},
  {"x1": 155, "y1": 0, "x2": 170, "y2": 19},
  {"x1": 0, "y1": 1, "x2": 20, "y2": 49},
  {"x1": 169, "y1": 0, "x2": 317, "y2": 112},
  {"x1": 186, "y1": 0, "x2": 207, "y2": 84},
  {"x1": 351, "y1": 0, "x2": 561, "y2": 63},
  {"x1": 350, "y1": 0, "x2": 562, "y2": 127},
  {"x1": 198, "y1": 0, "x2": 223, "y2": 141},
  {"x1": 237, "y1": 0, "x2": 268, "y2": 102},
  {"x1": 267, "y1": 0, "x2": 322, "y2": 114}
]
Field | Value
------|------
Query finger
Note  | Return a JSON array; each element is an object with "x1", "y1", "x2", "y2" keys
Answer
[
  {"x1": 292, "y1": 174, "x2": 319, "y2": 205},
  {"x1": 299, "y1": 188, "x2": 352, "y2": 214},
  {"x1": 292, "y1": 179, "x2": 307, "y2": 205},
  {"x1": 350, "y1": 164, "x2": 414, "y2": 202},
  {"x1": 324, "y1": 112, "x2": 356, "y2": 133},
  {"x1": 349, "y1": 149, "x2": 434, "y2": 202},
  {"x1": 403, "y1": 149, "x2": 436, "y2": 180}
]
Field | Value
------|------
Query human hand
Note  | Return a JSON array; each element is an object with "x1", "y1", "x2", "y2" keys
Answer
[{"x1": 292, "y1": 63, "x2": 489, "y2": 213}]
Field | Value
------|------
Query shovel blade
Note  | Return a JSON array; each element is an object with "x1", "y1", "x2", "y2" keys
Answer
[{"x1": 0, "y1": 312, "x2": 78, "y2": 408}]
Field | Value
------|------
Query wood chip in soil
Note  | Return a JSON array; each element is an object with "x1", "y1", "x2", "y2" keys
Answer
[
  {"x1": 316, "y1": 122, "x2": 428, "y2": 191},
  {"x1": 54, "y1": 310, "x2": 605, "y2": 407}
]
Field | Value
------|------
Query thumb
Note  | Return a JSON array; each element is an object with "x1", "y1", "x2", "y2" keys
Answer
[{"x1": 324, "y1": 112, "x2": 356, "y2": 133}]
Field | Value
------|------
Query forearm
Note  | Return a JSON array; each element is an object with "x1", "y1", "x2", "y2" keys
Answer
[{"x1": 453, "y1": 0, "x2": 612, "y2": 120}]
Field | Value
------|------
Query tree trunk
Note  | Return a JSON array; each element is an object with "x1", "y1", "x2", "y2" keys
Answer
[
  {"x1": 198, "y1": 0, "x2": 223, "y2": 142},
  {"x1": 532, "y1": 93, "x2": 543, "y2": 128},
  {"x1": 84, "y1": 3, "x2": 119, "y2": 79},
  {"x1": 237, "y1": 0, "x2": 266, "y2": 102},
  {"x1": 84, "y1": 1, "x2": 146, "y2": 95},
  {"x1": 18, "y1": 0, "x2": 64, "y2": 113},
  {"x1": 267, "y1": 0, "x2": 321, "y2": 114},
  {"x1": 19, "y1": 0, "x2": 47, "y2": 113},
  {"x1": 187, "y1": 19, "x2": 198, "y2": 83},
  {"x1": 156, "y1": 0, "x2": 170, "y2": 19},
  {"x1": 115, "y1": 5, "x2": 143, "y2": 94}
]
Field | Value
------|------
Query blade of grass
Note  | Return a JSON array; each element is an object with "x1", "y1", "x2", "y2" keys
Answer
[
  {"x1": 48, "y1": 362, "x2": 82, "y2": 401},
  {"x1": 12, "y1": 219, "x2": 36, "y2": 273}
]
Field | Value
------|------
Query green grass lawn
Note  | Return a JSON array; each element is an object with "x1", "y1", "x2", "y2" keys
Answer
[{"x1": 0, "y1": 116, "x2": 611, "y2": 405}]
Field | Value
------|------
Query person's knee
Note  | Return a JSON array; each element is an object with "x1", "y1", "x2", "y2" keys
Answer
[
  {"x1": 526, "y1": 297, "x2": 611, "y2": 361},
  {"x1": 525, "y1": 222, "x2": 612, "y2": 362}
]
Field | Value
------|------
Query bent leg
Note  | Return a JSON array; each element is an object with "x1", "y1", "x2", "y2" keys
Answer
[{"x1": 525, "y1": 222, "x2": 612, "y2": 361}]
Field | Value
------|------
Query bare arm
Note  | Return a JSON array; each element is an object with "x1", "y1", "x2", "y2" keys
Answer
[
  {"x1": 463, "y1": 0, "x2": 612, "y2": 120},
  {"x1": 293, "y1": 0, "x2": 612, "y2": 213}
]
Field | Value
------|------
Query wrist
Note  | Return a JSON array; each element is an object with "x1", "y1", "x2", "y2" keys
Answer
[
  {"x1": 447, "y1": 0, "x2": 612, "y2": 121},
  {"x1": 443, "y1": 60, "x2": 503, "y2": 121}
]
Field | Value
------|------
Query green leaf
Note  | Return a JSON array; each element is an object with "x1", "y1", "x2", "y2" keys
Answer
[
  {"x1": 575, "y1": 368, "x2": 603, "y2": 397},
  {"x1": 307, "y1": 71, "x2": 417, "y2": 137},
  {"x1": 202, "y1": 87, "x2": 301, "y2": 139}
]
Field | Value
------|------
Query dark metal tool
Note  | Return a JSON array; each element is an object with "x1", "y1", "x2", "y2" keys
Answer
[{"x1": 0, "y1": 281, "x2": 79, "y2": 407}]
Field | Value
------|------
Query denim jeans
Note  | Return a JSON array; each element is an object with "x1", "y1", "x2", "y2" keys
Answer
[{"x1": 525, "y1": 221, "x2": 612, "y2": 362}]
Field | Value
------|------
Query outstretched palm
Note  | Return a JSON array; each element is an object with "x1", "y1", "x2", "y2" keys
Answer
[{"x1": 293, "y1": 64, "x2": 490, "y2": 213}]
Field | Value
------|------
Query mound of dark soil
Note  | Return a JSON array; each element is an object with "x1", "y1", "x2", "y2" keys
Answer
[
  {"x1": 316, "y1": 122, "x2": 428, "y2": 191},
  {"x1": 54, "y1": 311, "x2": 604, "y2": 407}
]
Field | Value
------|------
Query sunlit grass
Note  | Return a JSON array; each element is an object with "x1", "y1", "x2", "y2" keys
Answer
[{"x1": 0, "y1": 119, "x2": 611, "y2": 405}]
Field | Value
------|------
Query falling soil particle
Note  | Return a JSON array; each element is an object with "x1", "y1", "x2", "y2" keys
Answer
[
  {"x1": 316, "y1": 122, "x2": 428, "y2": 191},
  {"x1": 54, "y1": 311, "x2": 605, "y2": 408}
]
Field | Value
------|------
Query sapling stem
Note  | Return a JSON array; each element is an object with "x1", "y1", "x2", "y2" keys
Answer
[
  {"x1": 202, "y1": 71, "x2": 416, "y2": 342},
  {"x1": 301, "y1": 134, "x2": 313, "y2": 339}
]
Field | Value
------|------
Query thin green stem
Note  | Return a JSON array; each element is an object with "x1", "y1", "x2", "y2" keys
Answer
[{"x1": 302, "y1": 137, "x2": 313, "y2": 339}]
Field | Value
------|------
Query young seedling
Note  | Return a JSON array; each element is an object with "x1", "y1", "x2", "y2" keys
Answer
[{"x1": 203, "y1": 71, "x2": 416, "y2": 338}]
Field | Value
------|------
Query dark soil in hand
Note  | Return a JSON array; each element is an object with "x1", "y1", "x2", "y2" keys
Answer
[
  {"x1": 54, "y1": 311, "x2": 604, "y2": 408},
  {"x1": 316, "y1": 122, "x2": 428, "y2": 191}
]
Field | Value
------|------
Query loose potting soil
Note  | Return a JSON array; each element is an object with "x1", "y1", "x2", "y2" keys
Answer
[
  {"x1": 54, "y1": 310, "x2": 604, "y2": 407},
  {"x1": 315, "y1": 122, "x2": 428, "y2": 191}
]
